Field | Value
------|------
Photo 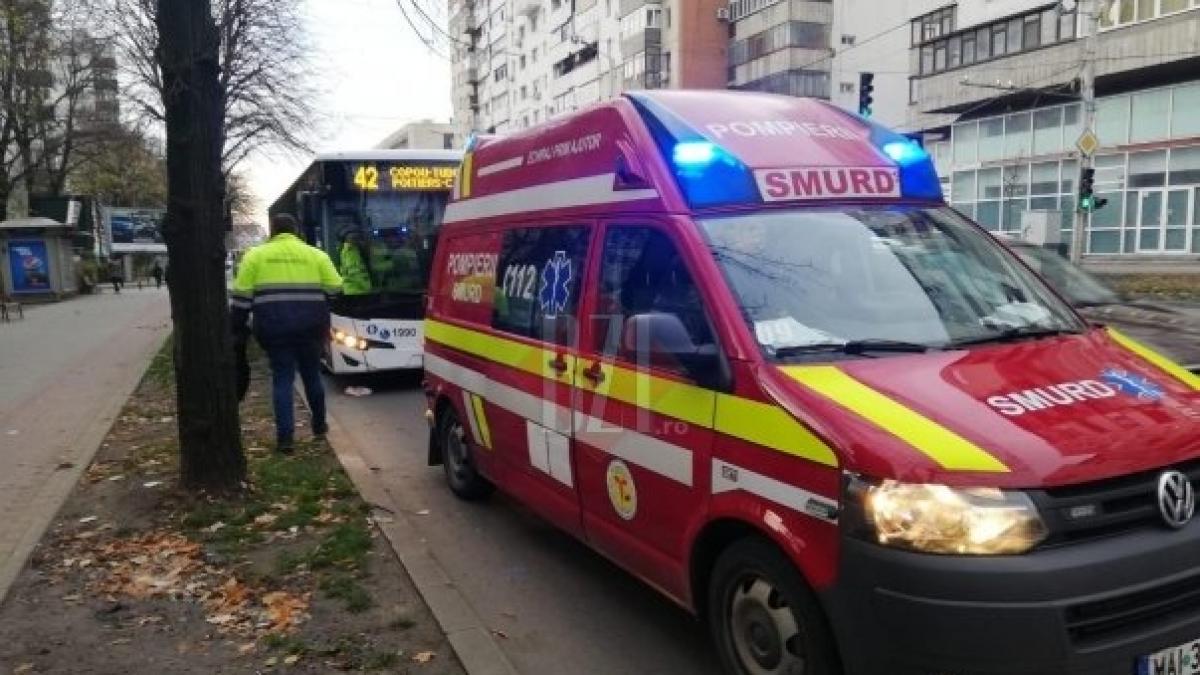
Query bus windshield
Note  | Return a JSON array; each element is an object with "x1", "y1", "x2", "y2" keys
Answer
[
  {"x1": 326, "y1": 190, "x2": 446, "y2": 294},
  {"x1": 314, "y1": 159, "x2": 455, "y2": 316},
  {"x1": 700, "y1": 206, "x2": 1085, "y2": 359}
]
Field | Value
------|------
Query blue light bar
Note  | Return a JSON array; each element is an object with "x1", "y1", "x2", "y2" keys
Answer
[
  {"x1": 881, "y1": 140, "x2": 928, "y2": 166},
  {"x1": 673, "y1": 141, "x2": 718, "y2": 167}
]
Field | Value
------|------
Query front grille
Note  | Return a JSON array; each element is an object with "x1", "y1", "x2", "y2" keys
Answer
[
  {"x1": 1066, "y1": 571, "x2": 1200, "y2": 646},
  {"x1": 1030, "y1": 459, "x2": 1200, "y2": 546}
]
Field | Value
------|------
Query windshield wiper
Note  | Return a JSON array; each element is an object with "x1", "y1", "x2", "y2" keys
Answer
[
  {"x1": 947, "y1": 326, "x2": 1082, "y2": 348},
  {"x1": 773, "y1": 339, "x2": 936, "y2": 359}
]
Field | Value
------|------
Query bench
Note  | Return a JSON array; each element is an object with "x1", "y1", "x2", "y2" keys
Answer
[{"x1": 1, "y1": 298, "x2": 22, "y2": 322}]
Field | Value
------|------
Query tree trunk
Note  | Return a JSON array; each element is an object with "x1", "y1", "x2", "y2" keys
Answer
[{"x1": 156, "y1": 0, "x2": 245, "y2": 490}]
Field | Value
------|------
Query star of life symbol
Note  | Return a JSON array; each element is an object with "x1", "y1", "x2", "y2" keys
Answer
[
  {"x1": 539, "y1": 251, "x2": 572, "y2": 318},
  {"x1": 1100, "y1": 367, "x2": 1164, "y2": 402}
]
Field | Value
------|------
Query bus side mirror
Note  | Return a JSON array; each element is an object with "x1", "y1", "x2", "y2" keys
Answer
[{"x1": 621, "y1": 313, "x2": 731, "y2": 391}]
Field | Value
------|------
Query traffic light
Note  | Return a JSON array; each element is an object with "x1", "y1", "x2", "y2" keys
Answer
[
  {"x1": 1078, "y1": 166, "x2": 1108, "y2": 211},
  {"x1": 858, "y1": 72, "x2": 875, "y2": 118}
]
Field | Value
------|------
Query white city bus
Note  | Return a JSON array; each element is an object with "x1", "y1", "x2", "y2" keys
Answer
[{"x1": 270, "y1": 149, "x2": 462, "y2": 374}]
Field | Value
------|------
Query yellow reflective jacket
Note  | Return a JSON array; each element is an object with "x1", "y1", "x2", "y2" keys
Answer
[
  {"x1": 230, "y1": 233, "x2": 343, "y2": 343},
  {"x1": 338, "y1": 242, "x2": 372, "y2": 295}
]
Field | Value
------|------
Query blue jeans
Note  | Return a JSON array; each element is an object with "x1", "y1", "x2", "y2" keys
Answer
[{"x1": 265, "y1": 340, "x2": 326, "y2": 443}]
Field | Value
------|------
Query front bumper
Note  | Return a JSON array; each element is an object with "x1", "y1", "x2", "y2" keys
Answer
[{"x1": 826, "y1": 523, "x2": 1200, "y2": 675}]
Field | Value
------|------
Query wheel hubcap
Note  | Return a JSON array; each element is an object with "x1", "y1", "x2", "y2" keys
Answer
[
  {"x1": 445, "y1": 421, "x2": 470, "y2": 482},
  {"x1": 729, "y1": 576, "x2": 805, "y2": 675}
]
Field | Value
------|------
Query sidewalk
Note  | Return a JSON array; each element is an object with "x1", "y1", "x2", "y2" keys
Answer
[{"x1": 0, "y1": 288, "x2": 171, "y2": 601}]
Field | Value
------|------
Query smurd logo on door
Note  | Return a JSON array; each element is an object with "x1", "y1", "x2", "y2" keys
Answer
[
  {"x1": 1101, "y1": 368, "x2": 1164, "y2": 402},
  {"x1": 539, "y1": 251, "x2": 572, "y2": 318}
]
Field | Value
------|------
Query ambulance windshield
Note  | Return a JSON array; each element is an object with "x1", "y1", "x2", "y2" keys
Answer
[{"x1": 700, "y1": 206, "x2": 1085, "y2": 357}]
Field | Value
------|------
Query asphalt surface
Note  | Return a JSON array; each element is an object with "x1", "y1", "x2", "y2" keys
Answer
[{"x1": 322, "y1": 371, "x2": 722, "y2": 675}]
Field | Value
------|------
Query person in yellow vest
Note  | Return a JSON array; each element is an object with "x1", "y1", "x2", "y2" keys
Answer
[
  {"x1": 230, "y1": 214, "x2": 343, "y2": 453},
  {"x1": 337, "y1": 229, "x2": 372, "y2": 295}
]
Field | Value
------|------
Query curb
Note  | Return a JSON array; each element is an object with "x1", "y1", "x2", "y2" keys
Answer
[{"x1": 319, "y1": 397, "x2": 520, "y2": 675}]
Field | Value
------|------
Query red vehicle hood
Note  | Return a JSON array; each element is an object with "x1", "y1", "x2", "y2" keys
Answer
[{"x1": 773, "y1": 328, "x2": 1200, "y2": 488}]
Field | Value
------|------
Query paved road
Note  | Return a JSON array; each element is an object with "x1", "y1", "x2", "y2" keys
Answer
[
  {"x1": 324, "y1": 372, "x2": 722, "y2": 675},
  {"x1": 0, "y1": 288, "x2": 171, "y2": 600}
]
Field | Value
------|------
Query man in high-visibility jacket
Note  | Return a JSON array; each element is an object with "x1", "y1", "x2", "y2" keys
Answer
[
  {"x1": 231, "y1": 214, "x2": 343, "y2": 453},
  {"x1": 337, "y1": 229, "x2": 372, "y2": 295}
]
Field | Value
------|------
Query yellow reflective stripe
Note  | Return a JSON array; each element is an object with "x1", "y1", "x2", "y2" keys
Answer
[
  {"x1": 1107, "y1": 327, "x2": 1200, "y2": 391},
  {"x1": 471, "y1": 393, "x2": 492, "y2": 449},
  {"x1": 459, "y1": 153, "x2": 474, "y2": 198},
  {"x1": 424, "y1": 319, "x2": 576, "y2": 382},
  {"x1": 784, "y1": 366, "x2": 1009, "y2": 473},
  {"x1": 592, "y1": 361, "x2": 716, "y2": 428},
  {"x1": 715, "y1": 394, "x2": 838, "y2": 466},
  {"x1": 426, "y1": 319, "x2": 837, "y2": 466}
]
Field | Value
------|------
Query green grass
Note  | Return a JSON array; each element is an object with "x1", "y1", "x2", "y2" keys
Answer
[
  {"x1": 144, "y1": 335, "x2": 175, "y2": 388},
  {"x1": 320, "y1": 573, "x2": 374, "y2": 613}
]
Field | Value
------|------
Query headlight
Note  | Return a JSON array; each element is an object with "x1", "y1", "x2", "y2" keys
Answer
[
  {"x1": 331, "y1": 329, "x2": 368, "y2": 351},
  {"x1": 864, "y1": 480, "x2": 1047, "y2": 555}
]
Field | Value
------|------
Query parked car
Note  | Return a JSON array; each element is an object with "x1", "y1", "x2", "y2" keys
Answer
[{"x1": 1004, "y1": 239, "x2": 1200, "y2": 372}]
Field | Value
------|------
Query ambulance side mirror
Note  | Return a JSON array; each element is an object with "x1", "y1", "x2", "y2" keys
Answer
[{"x1": 621, "y1": 313, "x2": 731, "y2": 391}]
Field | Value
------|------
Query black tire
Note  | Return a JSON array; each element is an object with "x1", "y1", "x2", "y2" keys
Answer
[
  {"x1": 438, "y1": 405, "x2": 494, "y2": 501},
  {"x1": 708, "y1": 537, "x2": 842, "y2": 675}
]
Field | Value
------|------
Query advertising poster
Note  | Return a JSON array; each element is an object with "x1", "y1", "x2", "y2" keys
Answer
[
  {"x1": 106, "y1": 207, "x2": 167, "y2": 253},
  {"x1": 8, "y1": 239, "x2": 51, "y2": 293}
]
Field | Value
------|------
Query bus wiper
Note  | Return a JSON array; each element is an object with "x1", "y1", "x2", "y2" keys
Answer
[
  {"x1": 773, "y1": 339, "x2": 936, "y2": 359},
  {"x1": 947, "y1": 326, "x2": 1082, "y2": 348}
]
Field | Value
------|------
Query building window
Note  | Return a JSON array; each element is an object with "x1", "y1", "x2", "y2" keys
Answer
[
  {"x1": 1100, "y1": 0, "x2": 1197, "y2": 29},
  {"x1": 911, "y1": 6, "x2": 956, "y2": 45},
  {"x1": 1173, "y1": 83, "x2": 1200, "y2": 137},
  {"x1": 840, "y1": 81, "x2": 855, "y2": 94},
  {"x1": 841, "y1": 34, "x2": 855, "y2": 45},
  {"x1": 915, "y1": 6, "x2": 1077, "y2": 77},
  {"x1": 1096, "y1": 95, "x2": 1130, "y2": 145},
  {"x1": 1130, "y1": 88, "x2": 1171, "y2": 142}
]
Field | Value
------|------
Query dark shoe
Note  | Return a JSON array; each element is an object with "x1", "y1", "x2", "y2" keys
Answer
[
  {"x1": 312, "y1": 422, "x2": 329, "y2": 438},
  {"x1": 276, "y1": 439, "x2": 295, "y2": 455}
]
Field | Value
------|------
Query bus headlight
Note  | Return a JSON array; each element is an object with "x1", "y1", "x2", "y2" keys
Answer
[
  {"x1": 864, "y1": 480, "x2": 1047, "y2": 555},
  {"x1": 331, "y1": 329, "x2": 368, "y2": 351}
]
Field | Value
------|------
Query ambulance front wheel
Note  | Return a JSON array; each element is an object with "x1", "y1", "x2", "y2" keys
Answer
[
  {"x1": 438, "y1": 406, "x2": 494, "y2": 501},
  {"x1": 709, "y1": 537, "x2": 841, "y2": 675}
]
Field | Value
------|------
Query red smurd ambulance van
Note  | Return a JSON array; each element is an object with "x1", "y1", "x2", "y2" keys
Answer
[{"x1": 422, "y1": 90, "x2": 1200, "y2": 675}]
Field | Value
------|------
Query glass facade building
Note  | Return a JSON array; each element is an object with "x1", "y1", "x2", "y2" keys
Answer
[{"x1": 943, "y1": 80, "x2": 1200, "y2": 256}]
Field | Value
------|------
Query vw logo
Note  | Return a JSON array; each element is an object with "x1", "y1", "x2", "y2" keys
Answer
[{"x1": 1157, "y1": 471, "x2": 1196, "y2": 529}]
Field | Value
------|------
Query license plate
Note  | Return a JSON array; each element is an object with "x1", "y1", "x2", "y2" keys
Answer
[{"x1": 1139, "y1": 639, "x2": 1200, "y2": 675}]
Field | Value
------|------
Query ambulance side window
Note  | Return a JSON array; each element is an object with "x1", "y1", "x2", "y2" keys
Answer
[
  {"x1": 492, "y1": 225, "x2": 589, "y2": 346},
  {"x1": 593, "y1": 226, "x2": 715, "y2": 378}
]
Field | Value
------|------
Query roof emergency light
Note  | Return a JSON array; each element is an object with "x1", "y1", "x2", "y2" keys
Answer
[
  {"x1": 627, "y1": 93, "x2": 759, "y2": 208},
  {"x1": 881, "y1": 140, "x2": 928, "y2": 166}
]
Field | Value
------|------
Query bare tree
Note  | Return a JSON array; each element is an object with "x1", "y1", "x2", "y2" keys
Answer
[
  {"x1": 157, "y1": 0, "x2": 245, "y2": 491},
  {"x1": 110, "y1": 0, "x2": 317, "y2": 171}
]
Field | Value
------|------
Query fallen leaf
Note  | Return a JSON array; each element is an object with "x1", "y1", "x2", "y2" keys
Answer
[
  {"x1": 237, "y1": 642, "x2": 256, "y2": 655},
  {"x1": 415, "y1": 509, "x2": 430, "y2": 516},
  {"x1": 13, "y1": 663, "x2": 33, "y2": 673},
  {"x1": 490, "y1": 629, "x2": 509, "y2": 639},
  {"x1": 412, "y1": 651, "x2": 435, "y2": 664},
  {"x1": 283, "y1": 655, "x2": 300, "y2": 665},
  {"x1": 204, "y1": 522, "x2": 226, "y2": 533},
  {"x1": 110, "y1": 638, "x2": 132, "y2": 645},
  {"x1": 253, "y1": 513, "x2": 277, "y2": 527},
  {"x1": 264, "y1": 656, "x2": 278, "y2": 666},
  {"x1": 78, "y1": 516, "x2": 98, "y2": 524},
  {"x1": 55, "y1": 462, "x2": 75, "y2": 470},
  {"x1": 61, "y1": 594, "x2": 82, "y2": 602},
  {"x1": 143, "y1": 481, "x2": 163, "y2": 488},
  {"x1": 108, "y1": 475, "x2": 125, "y2": 482}
]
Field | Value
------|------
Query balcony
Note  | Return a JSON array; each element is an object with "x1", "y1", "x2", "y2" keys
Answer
[{"x1": 913, "y1": 7, "x2": 1200, "y2": 115}]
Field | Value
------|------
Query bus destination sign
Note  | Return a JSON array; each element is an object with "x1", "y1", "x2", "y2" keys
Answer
[{"x1": 350, "y1": 163, "x2": 456, "y2": 192}]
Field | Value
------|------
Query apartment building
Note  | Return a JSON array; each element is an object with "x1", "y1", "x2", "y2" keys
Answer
[
  {"x1": 448, "y1": 0, "x2": 726, "y2": 139},
  {"x1": 725, "y1": 0, "x2": 924, "y2": 128},
  {"x1": 906, "y1": 0, "x2": 1200, "y2": 263},
  {"x1": 376, "y1": 120, "x2": 458, "y2": 150}
]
